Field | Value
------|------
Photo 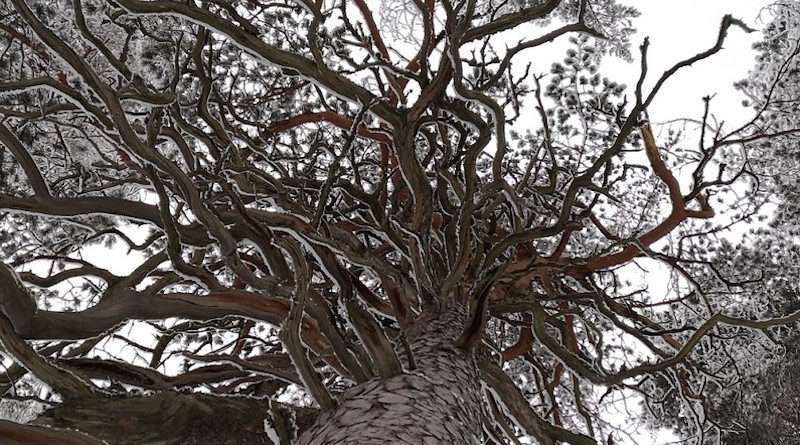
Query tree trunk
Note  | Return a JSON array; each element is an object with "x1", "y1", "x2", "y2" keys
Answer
[{"x1": 299, "y1": 307, "x2": 483, "y2": 445}]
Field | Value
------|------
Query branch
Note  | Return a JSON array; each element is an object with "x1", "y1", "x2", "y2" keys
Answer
[
  {"x1": 641, "y1": 15, "x2": 755, "y2": 107},
  {"x1": 0, "y1": 309, "x2": 95, "y2": 399},
  {"x1": 0, "y1": 419, "x2": 104, "y2": 445},
  {"x1": 258, "y1": 110, "x2": 391, "y2": 145},
  {"x1": 0, "y1": 122, "x2": 50, "y2": 196},
  {"x1": 479, "y1": 356, "x2": 597, "y2": 445},
  {"x1": 279, "y1": 240, "x2": 336, "y2": 411},
  {"x1": 112, "y1": 0, "x2": 402, "y2": 128},
  {"x1": 583, "y1": 123, "x2": 714, "y2": 270},
  {"x1": 344, "y1": 298, "x2": 403, "y2": 379},
  {"x1": 463, "y1": 0, "x2": 564, "y2": 42}
]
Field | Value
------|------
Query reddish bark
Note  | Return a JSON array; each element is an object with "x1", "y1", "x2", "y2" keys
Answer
[{"x1": 257, "y1": 110, "x2": 391, "y2": 145}]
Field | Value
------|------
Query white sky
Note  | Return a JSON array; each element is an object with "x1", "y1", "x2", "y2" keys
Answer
[{"x1": 615, "y1": 1, "x2": 773, "y2": 125}]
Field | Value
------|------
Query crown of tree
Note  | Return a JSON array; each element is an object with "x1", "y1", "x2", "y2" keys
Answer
[{"x1": 0, "y1": 0, "x2": 798, "y2": 443}]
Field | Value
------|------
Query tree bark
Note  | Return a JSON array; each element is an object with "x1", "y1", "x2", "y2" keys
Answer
[{"x1": 298, "y1": 306, "x2": 483, "y2": 445}]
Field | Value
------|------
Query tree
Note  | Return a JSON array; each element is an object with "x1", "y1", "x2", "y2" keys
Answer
[
  {"x1": 645, "y1": 2, "x2": 800, "y2": 443},
  {"x1": 0, "y1": 0, "x2": 796, "y2": 443}
]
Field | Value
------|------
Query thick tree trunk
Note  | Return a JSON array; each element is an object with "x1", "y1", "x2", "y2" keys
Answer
[{"x1": 298, "y1": 307, "x2": 483, "y2": 445}]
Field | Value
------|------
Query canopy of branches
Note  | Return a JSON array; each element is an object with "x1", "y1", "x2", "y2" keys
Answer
[{"x1": 0, "y1": 0, "x2": 798, "y2": 443}]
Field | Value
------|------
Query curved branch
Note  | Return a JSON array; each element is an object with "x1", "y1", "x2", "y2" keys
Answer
[{"x1": 0, "y1": 419, "x2": 104, "y2": 445}]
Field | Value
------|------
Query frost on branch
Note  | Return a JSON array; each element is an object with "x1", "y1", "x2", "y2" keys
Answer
[{"x1": 0, "y1": 0, "x2": 797, "y2": 444}]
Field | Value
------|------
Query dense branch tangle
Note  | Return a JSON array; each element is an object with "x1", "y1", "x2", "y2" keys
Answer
[{"x1": 0, "y1": 0, "x2": 780, "y2": 443}]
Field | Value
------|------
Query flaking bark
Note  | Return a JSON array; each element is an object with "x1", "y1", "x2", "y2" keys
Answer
[{"x1": 299, "y1": 307, "x2": 483, "y2": 445}]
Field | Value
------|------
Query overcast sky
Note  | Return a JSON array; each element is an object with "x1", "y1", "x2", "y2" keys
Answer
[{"x1": 611, "y1": 1, "x2": 773, "y2": 125}]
